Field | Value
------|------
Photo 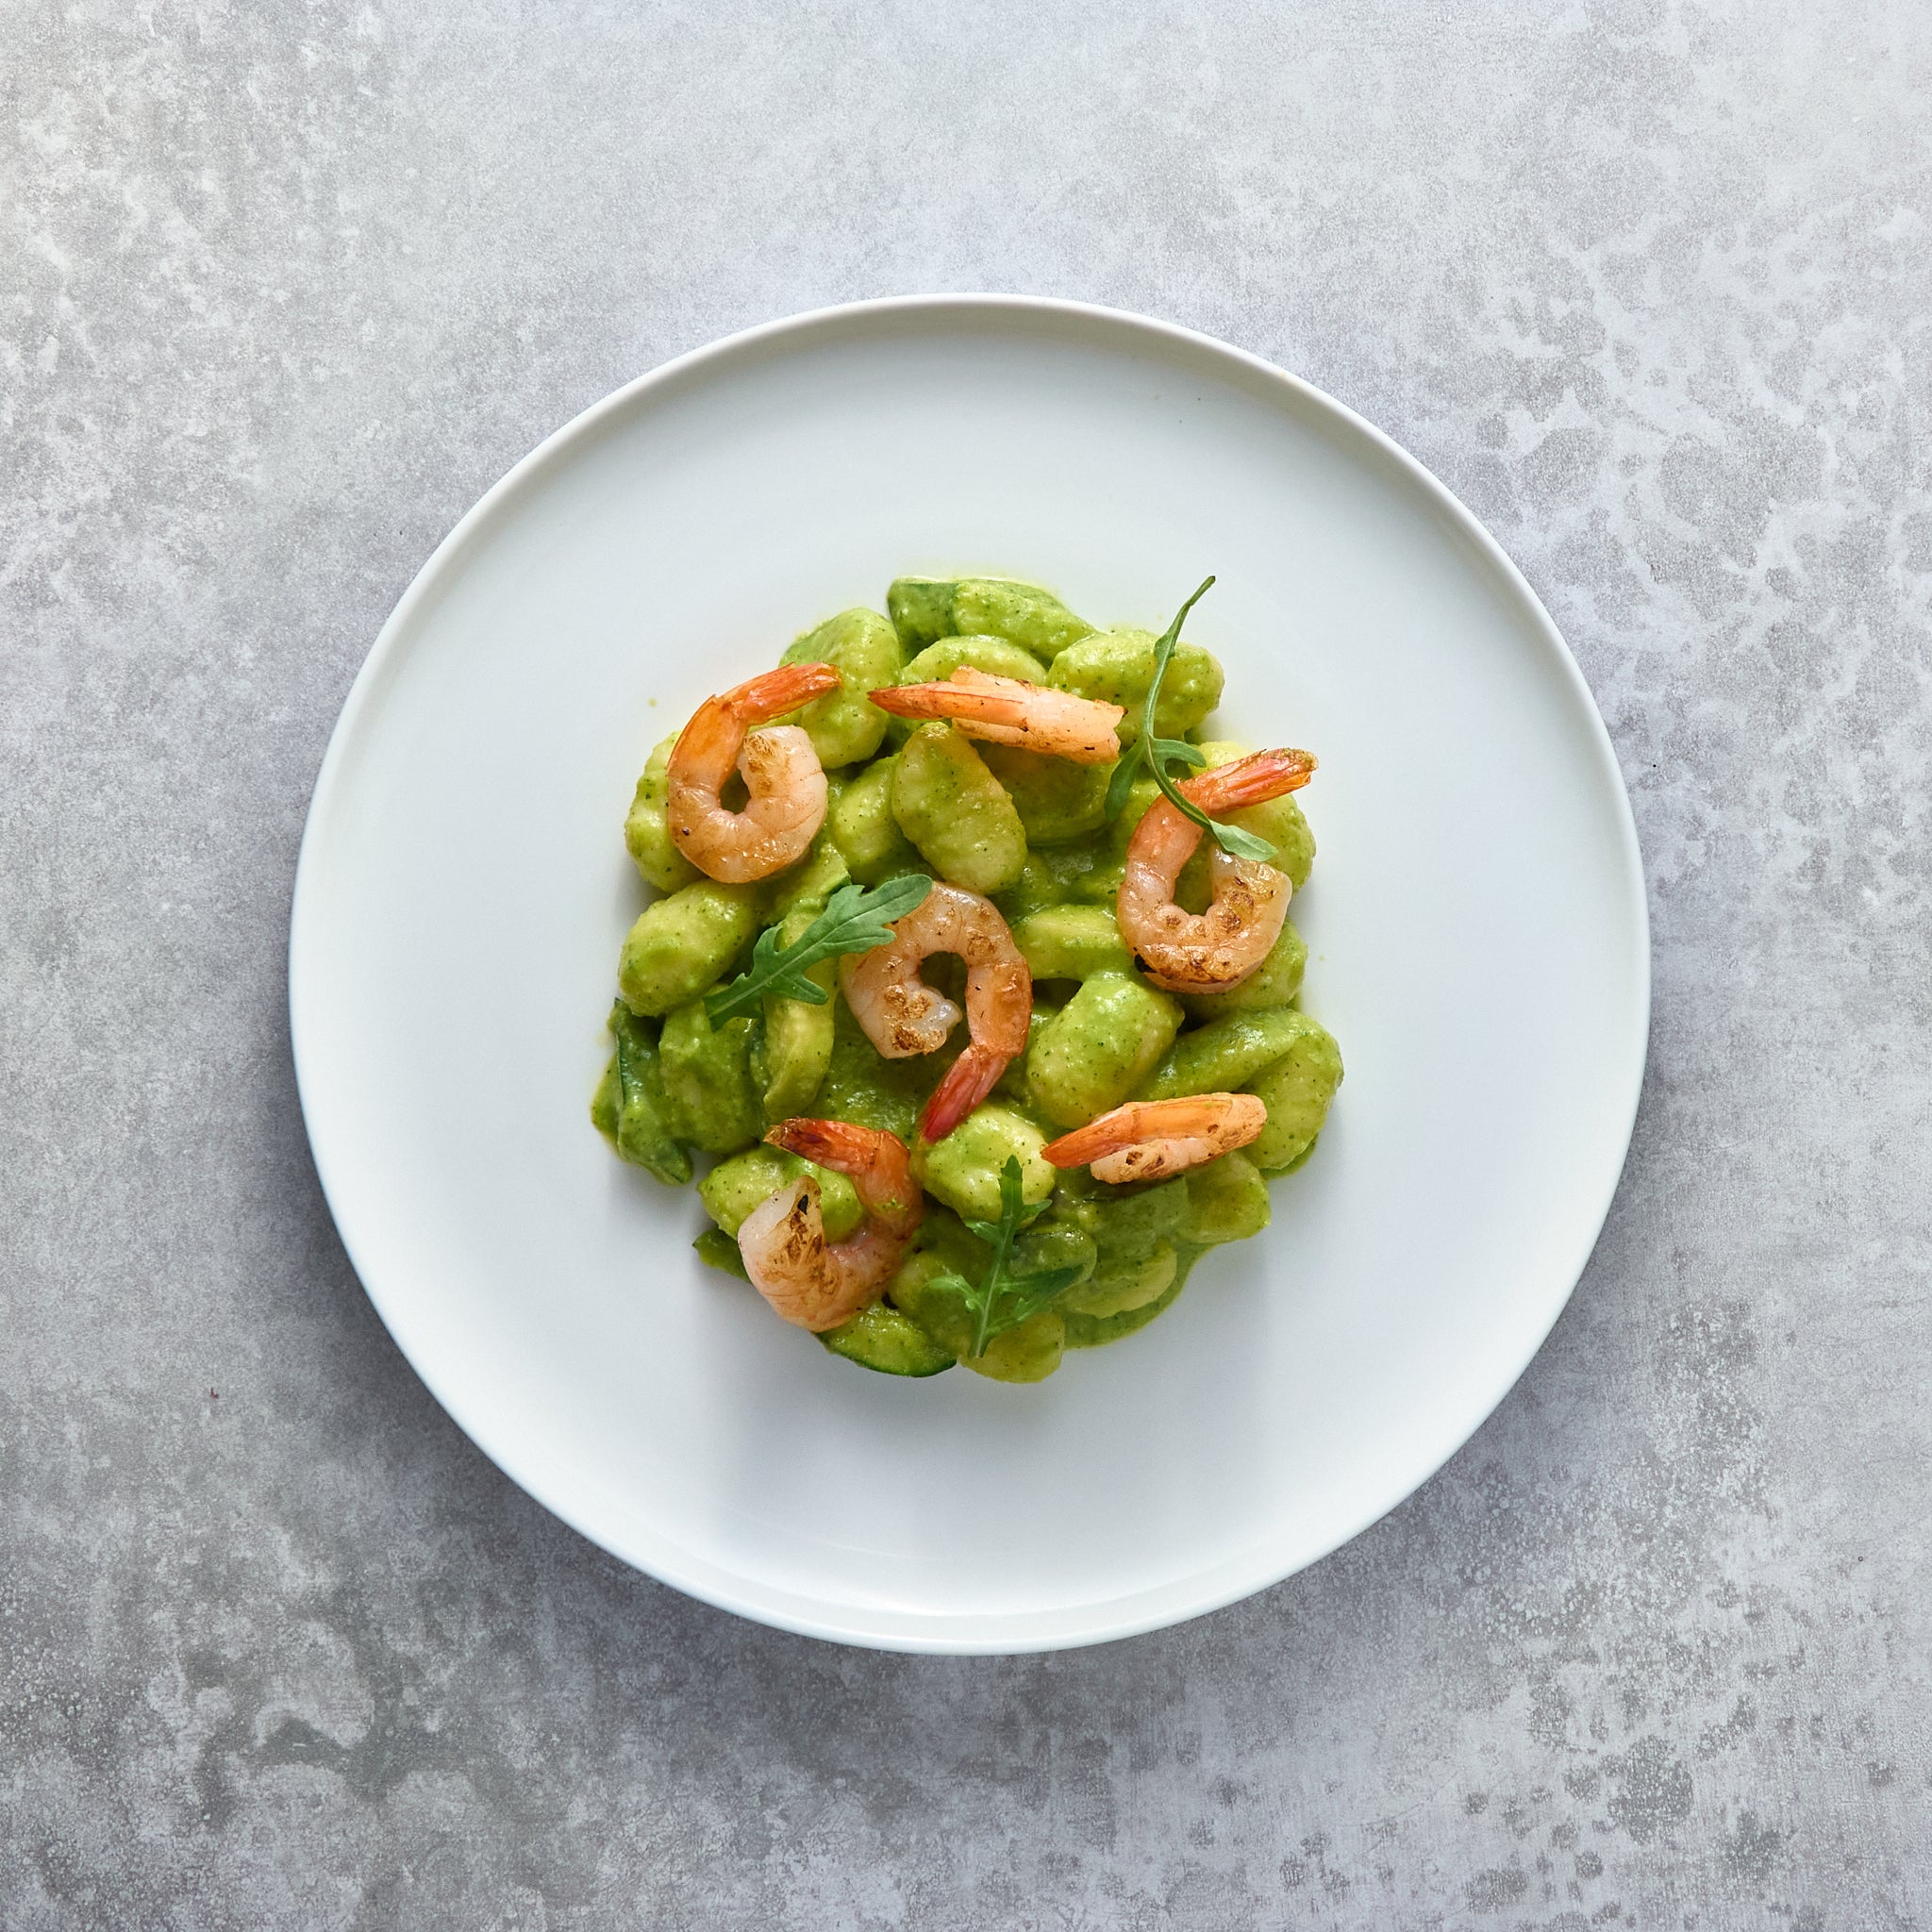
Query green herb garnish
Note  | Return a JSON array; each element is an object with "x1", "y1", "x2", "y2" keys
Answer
[
  {"x1": 954, "y1": 1156, "x2": 1087, "y2": 1358},
  {"x1": 1102, "y1": 575, "x2": 1277, "y2": 863},
  {"x1": 703, "y1": 873, "x2": 932, "y2": 1025}
]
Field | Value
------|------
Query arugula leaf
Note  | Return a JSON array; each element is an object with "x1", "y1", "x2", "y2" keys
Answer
[
  {"x1": 703, "y1": 873, "x2": 932, "y2": 1025},
  {"x1": 1202, "y1": 815, "x2": 1277, "y2": 861},
  {"x1": 1102, "y1": 575, "x2": 1278, "y2": 865},
  {"x1": 1102, "y1": 735, "x2": 1145, "y2": 821},
  {"x1": 960, "y1": 1157, "x2": 1086, "y2": 1357},
  {"x1": 1148, "y1": 736, "x2": 1208, "y2": 772},
  {"x1": 988, "y1": 1263, "x2": 1085, "y2": 1340}
]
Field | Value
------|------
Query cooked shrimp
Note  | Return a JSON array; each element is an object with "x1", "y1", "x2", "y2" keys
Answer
[
  {"x1": 1117, "y1": 748, "x2": 1317, "y2": 994},
  {"x1": 841, "y1": 880, "x2": 1032, "y2": 1141},
  {"x1": 1041, "y1": 1093, "x2": 1268, "y2": 1184},
  {"x1": 666, "y1": 662, "x2": 842, "y2": 883},
  {"x1": 870, "y1": 668, "x2": 1124, "y2": 764},
  {"x1": 737, "y1": 1119, "x2": 924, "y2": 1331}
]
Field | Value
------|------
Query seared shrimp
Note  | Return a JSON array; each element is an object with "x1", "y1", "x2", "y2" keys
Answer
[
  {"x1": 1041, "y1": 1093, "x2": 1267, "y2": 1184},
  {"x1": 1118, "y1": 748, "x2": 1317, "y2": 994},
  {"x1": 738, "y1": 1119, "x2": 924, "y2": 1331},
  {"x1": 841, "y1": 880, "x2": 1032, "y2": 1141},
  {"x1": 666, "y1": 662, "x2": 842, "y2": 883},
  {"x1": 870, "y1": 668, "x2": 1124, "y2": 764}
]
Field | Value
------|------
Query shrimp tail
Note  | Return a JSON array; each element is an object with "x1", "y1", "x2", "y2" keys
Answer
[
  {"x1": 1180, "y1": 747, "x2": 1317, "y2": 814},
  {"x1": 919, "y1": 1044, "x2": 1011, "y2": 1143},
  {"x1": 724, "y1": 660, "x2": 842, "y2": 722}
]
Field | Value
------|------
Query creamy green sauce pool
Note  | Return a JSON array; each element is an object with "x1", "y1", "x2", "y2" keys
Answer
[{"x1": 592, "y1": 575, "x2": 1342, "y2": 1383}]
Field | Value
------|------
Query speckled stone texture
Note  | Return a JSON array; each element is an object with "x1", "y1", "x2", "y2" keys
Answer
[{"x1": 4, "y1": 1, "x2": 1928, "y2": 1924}]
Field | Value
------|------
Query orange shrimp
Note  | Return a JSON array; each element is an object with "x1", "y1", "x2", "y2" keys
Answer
[
  {"x1": 870, "y1": 668, "x2": 1125, "y2": 764},
  {"x1": 1117, "y1": 748, "x2": 1317, "y2": 994},
  {"x1": 1041, "y1": 1093, "x2": 1268, "y2": 1184},
  {"x1": 840, "y1": 880, "x2": 1032, "y2": 1142},
  {"x1": 736, "y1": 1119, "x2": 924, "y2": 1332},
  {"x1": 666, "y1": 662, "x2": 841, "y2": 883}
]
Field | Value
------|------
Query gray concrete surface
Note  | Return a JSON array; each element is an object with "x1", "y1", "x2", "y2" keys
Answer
[{"x1": 4, "y1": 1, "x2": 1928, "y2": 1924}]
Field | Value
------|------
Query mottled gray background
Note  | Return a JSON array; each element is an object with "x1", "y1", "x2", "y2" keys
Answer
[{"x1": 4, "y1": 0, "x2": 1928, "y2": 1924}]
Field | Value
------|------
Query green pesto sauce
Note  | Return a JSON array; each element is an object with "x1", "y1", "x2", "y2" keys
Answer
[{"x1": 599, "y1": 573, "x2": 1343, "y2": 1382}]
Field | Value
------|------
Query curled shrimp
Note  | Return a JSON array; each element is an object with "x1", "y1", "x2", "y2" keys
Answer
[
  {"x1": 666, "y1": 662, "x2": 842, "y2": 883},
  {"x1": 1041, "y1": 1092, "x2": 1268, "y2": 1184},
  {"x1": 737, "y1": 1119, "x2": 924, "y2": 1332},
  {"x1": 870, "y1": 668, "x2": 1124, "y2": 764},
  {"x1": 1117, "y1": 748, "x2": 1317, "y2": 994},
  {"x1": 841, "y1": 880, "x2": 1032, "y2": 1142}
]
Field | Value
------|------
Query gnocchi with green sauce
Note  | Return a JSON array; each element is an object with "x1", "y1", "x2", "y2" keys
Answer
[{"x1": 592, "y1": 574, "x2": 1342, "y2": 1382}]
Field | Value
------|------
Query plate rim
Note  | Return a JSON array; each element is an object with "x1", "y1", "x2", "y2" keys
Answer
[{"x1": 289, "y1": 293, "x2": 1651, "y2": 1654}]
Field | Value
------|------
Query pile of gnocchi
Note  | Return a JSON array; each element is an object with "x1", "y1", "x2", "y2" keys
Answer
[{"x1": 593, "y1": 575, "x2": 1342, "y2": 1382}]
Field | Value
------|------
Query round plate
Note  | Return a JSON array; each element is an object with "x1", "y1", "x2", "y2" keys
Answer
[{"x1": 291, "y1": 297, "x2": 1647, "y2": 1653}]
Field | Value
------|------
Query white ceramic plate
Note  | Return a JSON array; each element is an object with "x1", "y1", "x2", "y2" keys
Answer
[{"x1": 291, "y1": 297, "x2": 1647, "y2": 1653}]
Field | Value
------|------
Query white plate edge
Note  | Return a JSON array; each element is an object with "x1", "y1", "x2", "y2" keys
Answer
[{"x1": 287, "y1": 294, "x2": 1653, "y2": 1654}]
